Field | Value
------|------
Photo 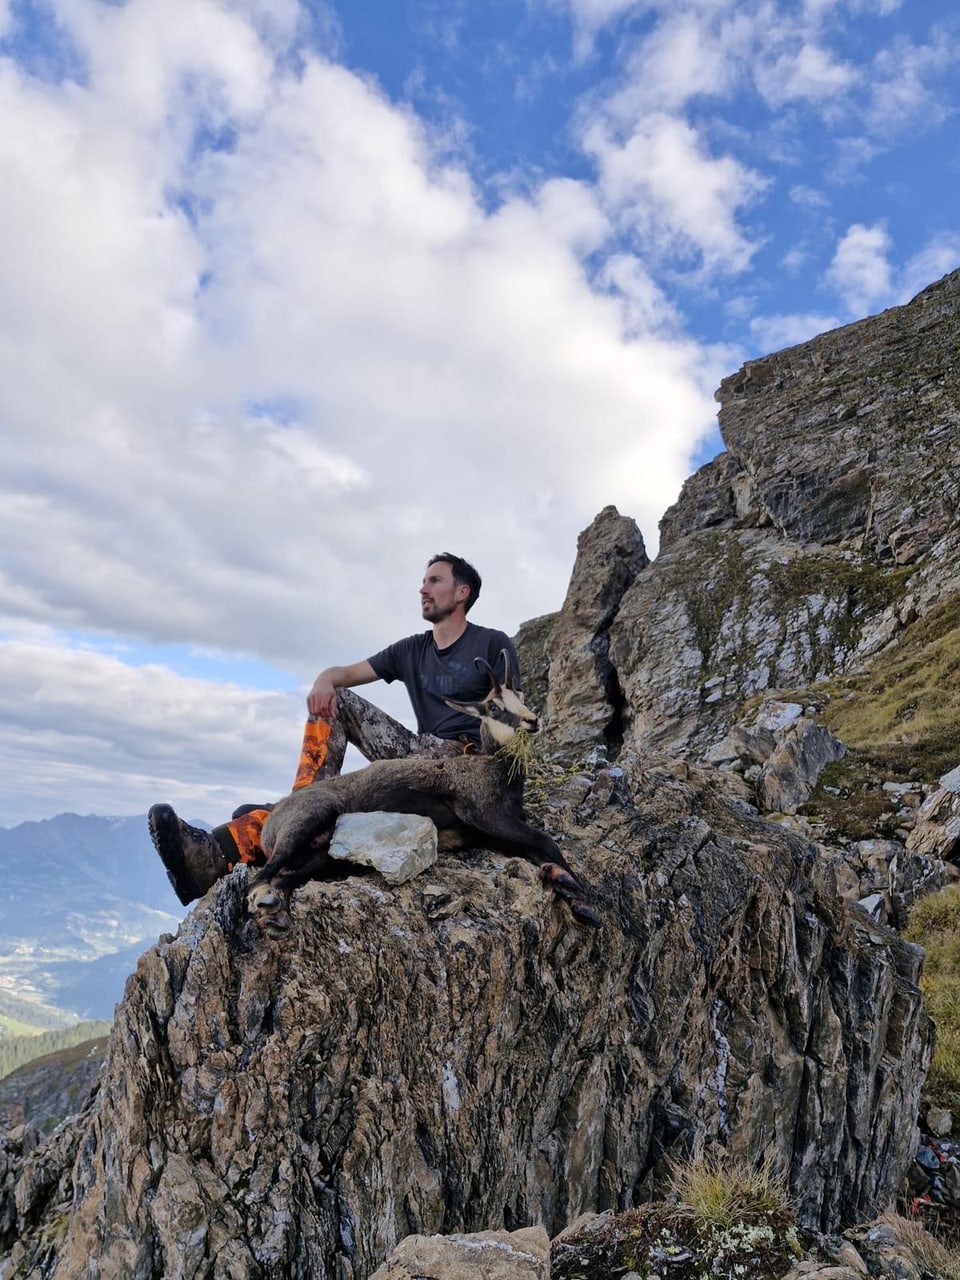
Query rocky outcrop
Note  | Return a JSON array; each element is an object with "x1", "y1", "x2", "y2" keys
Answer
[
  {"x1": 660, "y1": 270, "x2": 960, "y2": 563},
  {"x1": 512, "y1": 612, "x2": 557, "y2": 719},
  {"x1": 607, "y1": 527, "x2": 923, "y2": 760},
  {"x1": 591, "y1": 270, "x2": 960, "y2": 762},
  {"x1": 818, "y1": 837, "x2": 945, "y2": 930},
  {"x1": 906, "y1": 764, "x2": 960, "y2": 862},
  {"x1": 755, "y1": 717, "x2": 847, "y2": 814},
  {"x1": 543, "y1": 506, "x2": 648, "y2": 763},
  {"x1": 701, "y1": 700, "x2": 848, "y2": 814},
  {"x1": 0, "y1": 756, "x2": 932, "y2": 1279},
  {"x1": 553, "y1": 1206, "x2": 959, "y2": 1280}
]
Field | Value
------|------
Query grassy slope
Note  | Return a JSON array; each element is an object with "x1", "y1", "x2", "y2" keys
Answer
[
  {"x1": 778, "y1": 586, "x2": 960, "y2": 1123},
  {"x1": 0, "y1": 1021, "x2": 113, "y2": 1082},
  {"x1": 818, "y1": 591, "x2": 960, "y2": 780},
  {"x1": 904, "y1": 885, "x2": 960, "y2": 1111}
]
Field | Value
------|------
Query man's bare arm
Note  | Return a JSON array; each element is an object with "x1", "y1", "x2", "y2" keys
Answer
[{"x1": 307, "y1": 660, "x2": 379, "y2": 719}]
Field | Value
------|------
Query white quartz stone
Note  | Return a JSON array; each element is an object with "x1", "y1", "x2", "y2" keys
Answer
[{"x1": 329, "y1": 812, "x2": 438, "y2": 884}]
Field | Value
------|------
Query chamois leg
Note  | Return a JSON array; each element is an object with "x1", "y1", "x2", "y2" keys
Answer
[
  {"x1": 247, "y1": 786, "x2": 341, "y2": 934},
  {"x1": 538, "y1": 863, "x2": 601, "y2": 928},
  {"x1": 457, "y1": 806, "x2": 601, "y2": 929},
  {"x1": 259, "y1": 786, "x2": 342, "y2": 876},
  {"x1": 248, "y1": 835, "x2": 334, "y2": 937}
]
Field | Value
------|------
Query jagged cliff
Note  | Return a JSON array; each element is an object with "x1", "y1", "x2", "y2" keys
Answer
[
  {"x1": 0, "y1": 757, "x2": 930, "y2": 1278},
  {"x1": 5, "y1": 271, "x2": 960, "y2": 1279},
  {"x1": 543, "y1": 269, "x2": 960, "y2": 767}
]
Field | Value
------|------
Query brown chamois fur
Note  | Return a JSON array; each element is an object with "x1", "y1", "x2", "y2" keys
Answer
[{"x1": 250, "y1": 653, "x2": 599, "y2": 931}]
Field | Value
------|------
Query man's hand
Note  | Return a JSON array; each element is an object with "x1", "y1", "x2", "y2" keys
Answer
[
  {"x1": 307, "y1": 674, "x2": 339, "y2": 719},
  {"x1": 306, "y1": 661, "x2": 378, "y2": 719}
]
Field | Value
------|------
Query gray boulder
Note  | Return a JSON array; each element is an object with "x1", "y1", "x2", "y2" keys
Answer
[
  {"x1": 369, "y1": 1226, "x2": 549, "y2": 1280},
  {"x1": 757, "y1": 717, "x2": 847, "y2": 813},
  {"x1": 329, "y1": 812, "x2": 438, "y2": 883}
]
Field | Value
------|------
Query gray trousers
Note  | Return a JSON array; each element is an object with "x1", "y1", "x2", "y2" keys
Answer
[{"x1": 323, "y1": 689, "x2": 472, "y2": 777}]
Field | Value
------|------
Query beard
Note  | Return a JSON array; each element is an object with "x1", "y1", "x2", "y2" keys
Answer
[{"x1": 421, "y1": 598, "x2": 456, "y2": 623}]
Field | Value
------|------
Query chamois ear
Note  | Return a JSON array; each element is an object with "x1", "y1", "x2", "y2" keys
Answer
[
  {"x1": 443, "y1": 696, "x2": 485, "y2": 720},
  {"x1": 473, "y1": 656, "x2": 502, "y2": 695}
]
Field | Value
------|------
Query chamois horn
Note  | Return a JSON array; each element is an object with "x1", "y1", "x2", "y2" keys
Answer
[
  {"x1": 473, "y1": 649, "x2": 517, "y2": 694},
  {"x1": 473, "y1": 655, "x2": 502, "y2": 695}
]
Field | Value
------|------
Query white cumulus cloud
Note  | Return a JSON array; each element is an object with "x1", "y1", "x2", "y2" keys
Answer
[
  {"x1": 749, "y1": 310, "x2": 843, "y2": 353},
  {"x1": 756, "y1": 41, "x2": 857, "y2": 107},
  {"x1": 0, "y1": 0, "x2": 731, "y2": 824},
  {"x1": 825, "y1": 223, "x2": 894, "y2": 315},
  {"x1": 582, "y1": 112, "x2": 767, "y2": 274}
]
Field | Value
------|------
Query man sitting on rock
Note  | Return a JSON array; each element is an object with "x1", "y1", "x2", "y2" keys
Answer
[{"x1": 148, "y1": 553, "x2": 522, "y2": 905}]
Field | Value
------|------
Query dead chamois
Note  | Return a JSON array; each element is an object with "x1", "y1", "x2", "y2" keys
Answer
[{"x1": 248, "y1": 653, "x2": 600, "y2": 936}]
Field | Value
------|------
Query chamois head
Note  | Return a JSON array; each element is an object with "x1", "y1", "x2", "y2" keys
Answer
[{"x1": 444, "y1": 650, "x2": 539, "y2": 749}]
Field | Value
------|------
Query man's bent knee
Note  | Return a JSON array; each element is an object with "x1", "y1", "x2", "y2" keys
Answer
[{"x1": 335, "y1": 689, "x2": 419, "y2": 762}]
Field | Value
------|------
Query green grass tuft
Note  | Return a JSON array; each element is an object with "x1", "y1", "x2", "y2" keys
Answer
[
  {"x1": 667, "y1": 1153, "x2": 795, "y2": 1235},
  {"x1": 879, "y1": 1211, "x2": 960, "y2": 1278},
  {"x1": 905, "y1": 884, "x2": 960, "y2": 1112},
  {"x1": 553, "y1": 1155, "x2": 801, "y2": 1280}
]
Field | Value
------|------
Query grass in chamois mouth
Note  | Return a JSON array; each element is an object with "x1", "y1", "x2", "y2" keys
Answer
[{"x1": 497, "y1": 727, "x2": 538, "y2": 782}]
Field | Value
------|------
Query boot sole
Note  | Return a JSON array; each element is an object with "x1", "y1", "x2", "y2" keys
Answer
[{"x1": 148, "y1": 804, "x2": 202, "y2": 906}]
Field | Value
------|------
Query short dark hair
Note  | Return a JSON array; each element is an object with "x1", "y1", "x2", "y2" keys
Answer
[{"x1": 428, "y1": 552, "x2": 482, "y2": 613}]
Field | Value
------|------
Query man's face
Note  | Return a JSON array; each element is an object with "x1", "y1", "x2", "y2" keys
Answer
[{"x1": 420, "y1": 560, "x2": 467, "y2": 623}]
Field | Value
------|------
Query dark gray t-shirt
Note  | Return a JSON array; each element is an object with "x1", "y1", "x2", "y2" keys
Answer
[{"x1": 367, "y1": 623, "x2": 521, "y2": 742}]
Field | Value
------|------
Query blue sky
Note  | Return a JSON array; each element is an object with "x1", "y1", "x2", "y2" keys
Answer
[{"x1": 1, "y1": 0, "x2": 958, "y2": 826}]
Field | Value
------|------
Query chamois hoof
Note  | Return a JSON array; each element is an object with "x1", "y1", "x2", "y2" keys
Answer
[
  {"x1": 259, "y1": 913, "x2": 292, "y2": 938},
  {"x1": 539, "y1": 863, "x2": 600, "y2": 928},
  {"x1": 539, "y1": 863, "x2": 584, "y2": 900},
  {"x1": 248, "y1": 883, "x2": 292, "y2": 937},
  {"x1": 569, "y1": 898, "x2": 602, "y2": 929}
]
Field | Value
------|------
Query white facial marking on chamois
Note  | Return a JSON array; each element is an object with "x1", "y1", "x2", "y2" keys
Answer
[{"x1": 462, "y1": 652, "x2": 540, "y2": 743}]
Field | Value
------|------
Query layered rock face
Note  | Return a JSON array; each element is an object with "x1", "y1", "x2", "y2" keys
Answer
[
  {"x1": 0, "y1": 758, "x2": 930, "y2": 1279},
  {"x1": 541, "y1": 270, "x2": 960, "y2": 761},
  {"x1": 661, "y1": 268, "x2": 960, "y2": 561},
  {"x1": 544, "y1": 506, "x2": 649, "y2": 762}
]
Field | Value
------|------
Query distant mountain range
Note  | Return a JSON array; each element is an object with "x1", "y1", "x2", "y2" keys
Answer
[{"x1": 0, "y1": 812, "x2": 192, "y2": 1023}]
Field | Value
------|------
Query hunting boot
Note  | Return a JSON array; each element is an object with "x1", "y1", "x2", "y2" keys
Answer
[
  {"x1": 148, "y1": 804, "x2": 236, "y2": 906},
  {"x1": 148, "y1": 719, "x2": 347, "y2": 907}
]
